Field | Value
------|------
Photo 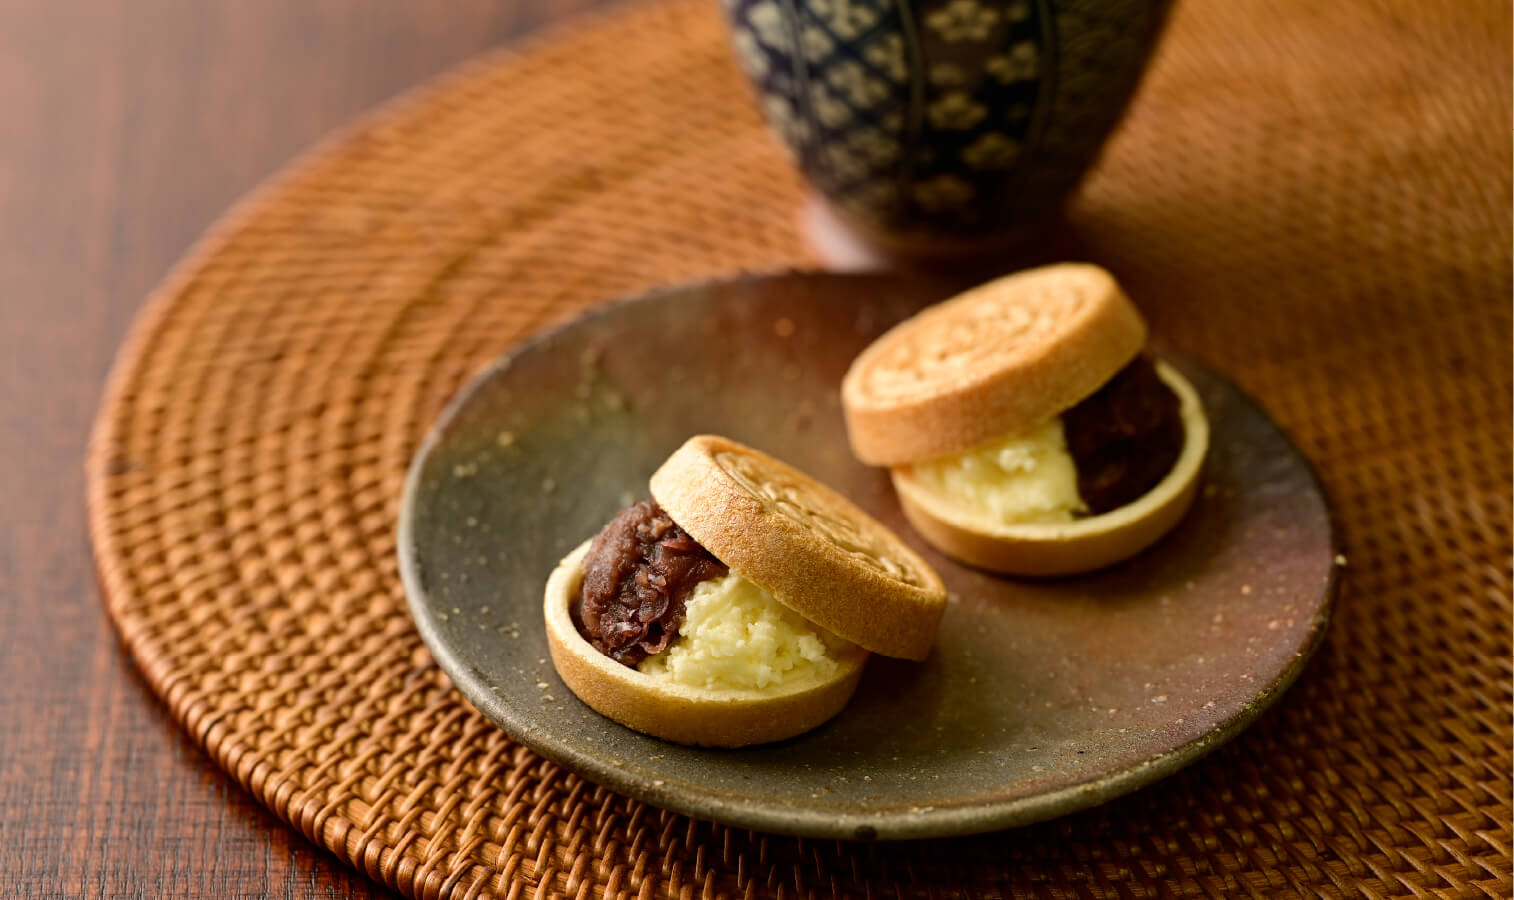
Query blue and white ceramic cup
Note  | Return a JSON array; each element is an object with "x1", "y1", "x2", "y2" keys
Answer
[{"x1": 722, "y1": 0, "x2": 1171, "y2": 253}]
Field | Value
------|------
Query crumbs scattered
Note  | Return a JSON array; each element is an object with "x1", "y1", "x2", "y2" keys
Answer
[
  {"x1": 541, "y1": 478, "x2": 557, "y2": 494},
  {"x1": 1151, "y1": 695, "x2": 1168, "y2": 704},
  {"x1": 496, "y1": 431, "x2": 516, "y2": 448},
  {"x1": 773, "y1": 317, "x2": 796, "y2": 338},
  {"x1": 1241, "y1": 584, "x2": 1253, "y2": 595},
  {"x1": 452, "y1": 462, "x2": 478, "y2": 478},
  {"x1": 1334, "y1": 554, "x2": 1348, "y2": 567}
]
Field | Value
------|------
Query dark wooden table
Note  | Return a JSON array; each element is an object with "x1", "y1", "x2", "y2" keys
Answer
[{"x1": 0, "y1": 2, "x2": 599, "y2": 896}]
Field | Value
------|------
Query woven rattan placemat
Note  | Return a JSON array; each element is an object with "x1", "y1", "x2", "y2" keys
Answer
[{"x1": 87, "y1": 0, "x2": 1511, "y2": 896}]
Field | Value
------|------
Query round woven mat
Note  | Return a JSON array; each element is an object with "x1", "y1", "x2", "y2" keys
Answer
[{"x1": 87, "y1": 0, "x2": 1511, "y2": 896}]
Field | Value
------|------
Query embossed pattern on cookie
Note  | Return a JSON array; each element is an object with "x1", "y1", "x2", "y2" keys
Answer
[
  {"x1": 852, "y1": 270, "x2": 1097, "y2": 403},
  {"x1": 713, "y1": 448, "x2": 921, "y2": 586},
  {"x1": 650, "y1": 435, "x2": 948, "y2": 661},
  {"x1": 841, "y1": 263, "x2": 1147, "y2": 466}
]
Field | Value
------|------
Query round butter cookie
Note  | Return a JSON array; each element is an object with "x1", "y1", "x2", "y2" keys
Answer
[
  {"x1": 544, "y1": 541, "x2": 870, "y2": 747},
  {"x1": 651, "y1": 436, "x2": 947, "y2": 661},
  {"x1": 545, "y1": 436, "x2": 946, "y2": 747},
  {"x1": 842, "y1": 263, "x2": 1146, "y2": 467}
]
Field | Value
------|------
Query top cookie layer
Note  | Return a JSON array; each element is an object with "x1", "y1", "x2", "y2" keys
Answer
[
  {"x1": 842, "y1": 263, "x2": 1147, "y2": 465},
  {"x1": 651, "y1": 435, "x2": 947, "y2": 660}
]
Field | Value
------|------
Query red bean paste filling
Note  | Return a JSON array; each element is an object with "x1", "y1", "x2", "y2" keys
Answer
[
  {"x1": 573, "y1": 499, "x2": 728, "y2": 667},
  {"x1": 1062, "y1": 355, "x2": 1186, "y2": 515}
]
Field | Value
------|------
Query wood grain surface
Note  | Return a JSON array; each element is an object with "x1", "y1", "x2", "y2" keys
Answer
[{"x1": 0, "y1": 1, "x2": 601, "y2": 897}]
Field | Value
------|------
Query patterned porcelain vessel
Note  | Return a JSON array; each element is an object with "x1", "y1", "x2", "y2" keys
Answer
[{"x1": 721, "y1": 0, "x2": 1172, "y2": 253}]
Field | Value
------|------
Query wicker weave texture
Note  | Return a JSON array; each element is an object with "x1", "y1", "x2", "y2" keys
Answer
[{"x1": 87, "y1": 0, "x2": 1511, "y2": 897}]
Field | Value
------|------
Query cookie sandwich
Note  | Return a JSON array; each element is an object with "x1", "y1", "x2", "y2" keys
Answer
[
  {"x1": 841, "y1": 263, "x2": 1209, "y2": 576},
  {"x1": 543, "y1": 435, "x2": 947, "y2": 747}
]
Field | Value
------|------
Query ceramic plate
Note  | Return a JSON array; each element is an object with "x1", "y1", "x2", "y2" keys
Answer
[{"x1": 398, "y1": 273, "x2": 1338, "y2": 840}]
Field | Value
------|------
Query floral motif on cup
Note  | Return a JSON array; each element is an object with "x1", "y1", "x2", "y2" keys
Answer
[
  {"x1": 731, "y1": 28, "x2": 769, "y2": 79},
  {"x1": 811, "y1": 0, "x2": 880, "y2": 40},
  {"x1": 847, "y1": 127, "x2": 900, "y2": 166},
  {"x1": 912, "y1": 175, "x2": 974, "y2": 211},
  {"x1": 841, "y1": 179, "x2": 901, "y2": 217},
  {"x1": 826, "y1": 59, "x2": 890, "y2": 108},
  {"x1": 927, "y1": 92, "x2": 988, "y2": 129},
  {"x1": 802, "y1": 24, "x2": 836, "y2": 63},
  {"x1": 925, "y1": 0, "x2": 999, "y2": 42},
  {"x1": 986, "y1": 41, "x2": 1039, "y2": 83},
  {"x1": 962, "y1": 132, "x2": 1023, "y2": 169},
  {"x1": 827, "y1": 146, "x2": 872, "y2": 180},
  {"x1": 745, "y1": 1, "x2": 791, "y2": 51},
  {"x1": 863, "y1": 33, "x2": 908, "y2": 83},
  {"x1": 929, "y1": 62, "x2": 966, "y2": 86},
  {"x1": 808, "y1": 83, "x2": 855, "y2": 128},
  {"x1": 762, "y1": 95, "x2": 809, "y2": 147}
]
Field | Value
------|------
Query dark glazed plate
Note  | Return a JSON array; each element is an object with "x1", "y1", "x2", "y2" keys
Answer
[{"x1": 398, "y1": 273, "x2": 1338, "y2": 840}]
